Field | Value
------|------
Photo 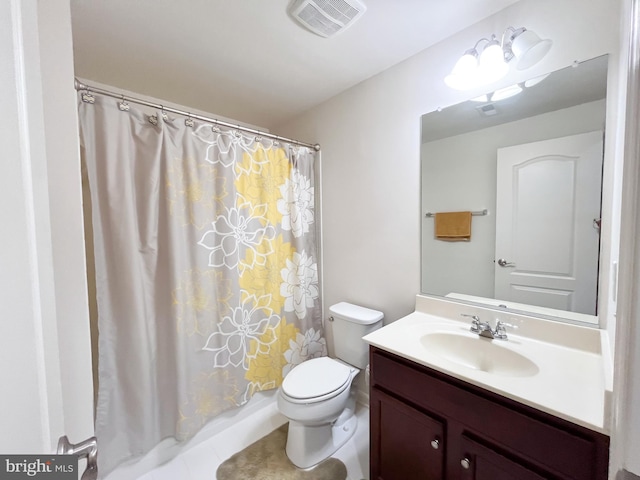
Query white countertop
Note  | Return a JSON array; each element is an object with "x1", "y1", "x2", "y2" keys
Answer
[{"x1": 363, "y1": 295, "x2": 612, "y2": 434}]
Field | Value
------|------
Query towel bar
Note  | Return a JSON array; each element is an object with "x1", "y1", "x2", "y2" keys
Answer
[{"x1": 425, "y1": 209, "x2": 488, "y2": 218}]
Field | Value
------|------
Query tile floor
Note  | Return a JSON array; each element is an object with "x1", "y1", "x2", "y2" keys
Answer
[{"x1": 122, "y1": 400, "x2": 370, "y2": 480}]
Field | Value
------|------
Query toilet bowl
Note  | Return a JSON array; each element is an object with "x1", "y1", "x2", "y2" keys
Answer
[
  {"x1": 277, "y1": 302, "x2": 384, "y2": 469},
  {"x1": 277, "y1": 356, "x2": 359, "y2": 468}
]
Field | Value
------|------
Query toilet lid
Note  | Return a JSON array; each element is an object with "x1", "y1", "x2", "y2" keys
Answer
[{"x1": 281, "y1": 357, "x2": 352, "y2": 400}]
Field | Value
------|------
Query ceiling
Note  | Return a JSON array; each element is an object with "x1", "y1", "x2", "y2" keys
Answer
[{"x1": 69, "y1": 0, "x2": 520, "y2": 129}]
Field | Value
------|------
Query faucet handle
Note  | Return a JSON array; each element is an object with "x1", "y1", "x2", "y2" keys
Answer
[
  {"x1": 461, "y1": 314, "x2": 481, "y2": 332},
  {"x1": 494, "y1": 320, "x2": 517, "y2": 339}
]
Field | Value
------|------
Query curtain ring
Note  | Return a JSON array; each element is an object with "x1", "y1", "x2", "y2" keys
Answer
[
  {"x1": 81, "y1": 88, "x2": 95, "y2": 104},
  {"x1": 185, "y1": 113, "x2": 194, "y2": 128},
  {"x1": 118, "y1": 94, "x2": 130, "y2": 111},
  {"x1": 160, "y1": 106, "x2": 168, "y2": 121}
]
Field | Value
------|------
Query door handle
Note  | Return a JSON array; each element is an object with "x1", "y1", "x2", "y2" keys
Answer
[
  {"x1": 497, "y1": 258, "x2": 516, "y2": 267},
  {"x1": 58, "y1": 435, "x2": 97, "y2": 480}
]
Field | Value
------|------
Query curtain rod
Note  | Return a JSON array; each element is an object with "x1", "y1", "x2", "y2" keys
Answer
[{"x1": 74, "y1": 79, "x2": 321, "y2": 151}]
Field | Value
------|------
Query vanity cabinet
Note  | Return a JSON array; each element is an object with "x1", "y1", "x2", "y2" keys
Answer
[{"x1": 369, "y1": 347, "x2": 609, "y2": 480}]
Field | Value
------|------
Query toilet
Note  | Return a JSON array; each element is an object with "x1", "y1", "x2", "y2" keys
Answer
[{"x1": 277, "y1": 302, "x2": 384, "y2": 469}]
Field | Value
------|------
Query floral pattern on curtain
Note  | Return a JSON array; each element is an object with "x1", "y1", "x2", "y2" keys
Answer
[{"x1": 79, "y1": 95, "x2": 324, "y2": 477}]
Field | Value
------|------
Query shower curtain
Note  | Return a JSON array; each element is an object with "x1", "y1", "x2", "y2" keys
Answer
[{"x1": 78, "y1": 94, "x2": 325, "y2": 477}]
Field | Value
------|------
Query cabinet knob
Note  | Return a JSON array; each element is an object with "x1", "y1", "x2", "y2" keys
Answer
[
  {"x1": 460, "y1": 457, "x2": 471, "y2": 469},
  {"x1": 430, "y1": 439, "x2": 440, "y2": 450}
]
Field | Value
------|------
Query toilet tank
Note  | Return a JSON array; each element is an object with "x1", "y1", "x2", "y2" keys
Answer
[{"x1": 329, "y1": 302, "x2": 384, "y2": 369}]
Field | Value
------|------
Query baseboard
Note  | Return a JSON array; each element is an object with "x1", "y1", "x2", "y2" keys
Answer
[{"x1": 356, "y1": 386, "x2": 369, "y2": 407}]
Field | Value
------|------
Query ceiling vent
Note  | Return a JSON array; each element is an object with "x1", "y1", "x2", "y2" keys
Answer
[
  {"x1": 288, "y1": 0, "x2": 367, "y2": 38},
  {"x1": 476, "y1": 103, "x2": 498, "y2": 117}
]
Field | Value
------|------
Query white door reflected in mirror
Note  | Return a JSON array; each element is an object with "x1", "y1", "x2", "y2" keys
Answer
[{"x1": 494, "y1": 131, "x2": 603, "y2": 315}]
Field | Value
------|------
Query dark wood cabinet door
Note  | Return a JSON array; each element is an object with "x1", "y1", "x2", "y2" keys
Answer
[
  {"x1": 459, "y1": 435, "x2": 549, "y2": 480},
  {"x1": 370, "y1": 388, "x2": 445, "y2": 480}
]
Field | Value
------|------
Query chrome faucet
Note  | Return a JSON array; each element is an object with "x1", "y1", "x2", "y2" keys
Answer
[{"x1": 460, "y1": 314, "x2": 515, "y2": 340}]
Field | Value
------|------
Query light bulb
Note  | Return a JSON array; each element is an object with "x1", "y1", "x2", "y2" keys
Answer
[
  {"x1": 491, "y1": 84, "x2": 523, "y2": 101},
  {"x1": 524, "y1": 73, "x2": 551, "y2": 88},
  {"x1": 470, "y1": 94, "x2": 490, "y2": 102},
  {"x1": 478, "y1": 41, "x2": 509, "y2": 85},
  {"x1": 444, "y1": 51, "x2": 478, "y2": 90}
]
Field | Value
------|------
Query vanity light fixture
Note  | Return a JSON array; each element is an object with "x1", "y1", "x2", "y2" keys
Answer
[
  {"x1": 470, "y1": 85, "x2": 522, "y2": 103},
  {"x1": 445, "y1": 27, "x2": 553, "y2": 91},
  {"x1": 471, "y1": 94, "x2": 490, "y2": 102},
  {"x1": 524, "y1": 72, "x2": 551, "y2": 88},
  {"x1": 491, "y1": 84, "x2": 523, "y2": 101},
  {"x1": 469, "y1": 71, "x2": 549, "y2": 104}
]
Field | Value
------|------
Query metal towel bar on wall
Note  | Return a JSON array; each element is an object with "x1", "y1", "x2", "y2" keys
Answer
[{"x1": 424, "y1": 209, "x2": 488, "y2": 218}]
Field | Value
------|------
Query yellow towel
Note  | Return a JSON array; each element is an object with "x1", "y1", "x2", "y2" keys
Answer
[{"x1": 434, "y1": 211, "x2": 472, "y2": 241}]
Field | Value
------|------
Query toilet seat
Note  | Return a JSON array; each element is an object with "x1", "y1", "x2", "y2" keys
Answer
[{"x1": 281, "y1": 357, "x2": 354, "y2": 404}]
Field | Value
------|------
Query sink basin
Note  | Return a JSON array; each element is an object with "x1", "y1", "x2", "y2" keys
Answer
[{"x1": 420, "y1": 332, "x2": 539, "y2": 377}]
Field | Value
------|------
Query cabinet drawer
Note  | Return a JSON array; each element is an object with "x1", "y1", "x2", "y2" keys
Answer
[{"x1": 371, "y1": 348, "x2": 608, "y2": 480}]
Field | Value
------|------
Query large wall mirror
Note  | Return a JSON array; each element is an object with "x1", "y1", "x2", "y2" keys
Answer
[{"x1": 421, "y1": 55, "x2": 608, "y2": 326}]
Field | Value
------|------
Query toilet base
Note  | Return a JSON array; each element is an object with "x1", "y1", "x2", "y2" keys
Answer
[{"x1": 285, "y1": 396, "x2": 357, "y2": 469}]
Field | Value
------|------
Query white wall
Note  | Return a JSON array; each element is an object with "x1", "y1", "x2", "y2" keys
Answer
[
  {"x1": 0, "y1": 0, "x2": 62, "y2": 452},
  {"x1": 421, "y1": 100, "x2": 605, "y2": 301},
  {"x1": 0, "y1": 0, "x2": 93, "y2": 454},
  {"x1": 611, "y1": 0, "x2": 640, "y2": 475},
  {"x1": 276, "y1": 0, "x2": 622, "y2": 327},
  {"x1": 37, "y1": 0, "x2": 95, "y2": 447}
]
